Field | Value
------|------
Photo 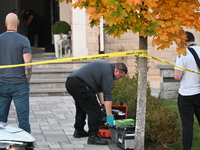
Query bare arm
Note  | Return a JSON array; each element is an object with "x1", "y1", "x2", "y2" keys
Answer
[
  {"x1": 104, "y1": 101, "x2": 112, "y2": 115},
  {"x1": 23, "y1": 53, "x2": 32, "y2": 83},
  {"x1": 26, "y1": 15, "x2": 33, "y2": 27},
  {"x1": 97, "y1": 92, "x2": 104, "y2": 105},
  {"x1": 174, "y1": 69, "x2": 183, "y2": 80}
]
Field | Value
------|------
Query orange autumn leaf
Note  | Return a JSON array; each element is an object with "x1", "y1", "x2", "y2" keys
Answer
[
  {"x1": 86, "y1": 7, "x2": 96, "y2": 13},
  {"x1": 152, "y1": 38, "x2": 162, "y2": 45},
  {"x1": 133, "y1": 0, "x2": 142, "y2": 5},
  {"x1": 143, "y1": 0, "x2": 158, "y2": 8},
  {"x1": 90, "y1": 1, "x2": 96, "y2": 5},
  {"x1": 177, "y1": 47, "x2": 186, "y2": 56},
  {"x1": 171, "y1": 25, "x2": 180, "y2": 33},
  {"x1": 125, "y1": 0, "x2": 142, "y2": 5},
  {"x1": 89, "y1": 13, "x2": 102, "y2": 20},
  {"x1": 159, "y1": 33, "x2": 168, "y2": 41},
  {"x1": 175, "y1": 38, "x2": 182, "y2": 46}
]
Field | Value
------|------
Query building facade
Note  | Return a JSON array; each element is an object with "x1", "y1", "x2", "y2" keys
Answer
[
  {"x1": 59, "y1": 2, "x2": 200, "y2": 97},
  {"x1": 1, "y1": 1, "x2": 199, "y2": 97}
]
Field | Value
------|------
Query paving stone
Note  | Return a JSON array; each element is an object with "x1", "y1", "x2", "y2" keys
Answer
[
  {"x1": 83, "y1": 144, "x2": 111, "y2": 150},
  {"x1": 6, "y1": 96, "x2": 120, "y2": 150},
  {"x1": 43, "y1": 132, "x2": 69, "y2": 141},
  {"x1": 48, "y1": 141, "x2": 61, "y2": 149}
]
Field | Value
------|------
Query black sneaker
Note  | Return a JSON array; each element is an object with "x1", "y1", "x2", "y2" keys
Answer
[
  {"x1": 73, "y1": 130, "x2": 89, "y2": 138},
  {"x1": 87, "y1": 132, "x2": 108, "y2": 145}
]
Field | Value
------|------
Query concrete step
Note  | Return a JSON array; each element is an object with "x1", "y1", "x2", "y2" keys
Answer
[
  {"x1": 32, "y1": 60, "x2": 89, "y2": 69},
  {"x1": 32, "y1": 52, "x2": 55, "y2": 60},
  {"x1": 30, "y1": 48, "x2": 91, "y2": 96},
  {"x1": 30, "y1": 78, "x2": 66, "y2": 88},
  {"x1": 30, "y1": 66, "x2": 70, "y2": 96},
  {"x1": 30, "y1": 47, "x2": 90, "y2": 96},
  {"x1": 31, "y1": 68, "x2": 73, "y2": 79},
  {"x1": 30, "y1": 88, "x2": 68, "y2": 97}
]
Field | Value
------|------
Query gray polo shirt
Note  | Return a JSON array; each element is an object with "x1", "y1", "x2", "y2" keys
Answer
[{"x1": 68, "y1": 61, "x2": 115, "y2": 101}]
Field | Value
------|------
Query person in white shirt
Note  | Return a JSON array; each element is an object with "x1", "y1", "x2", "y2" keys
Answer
[{"x1": 174, "y1": 31, "x2": 200, "y2": 150}]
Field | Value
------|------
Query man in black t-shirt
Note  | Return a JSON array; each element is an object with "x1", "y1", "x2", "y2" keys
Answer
[
  {"x1": 20, "y1": 7, "x2": 44, "y2": 47},
  {"x1": 66, "y1": 61, "x2": 128, "y2": 145}
]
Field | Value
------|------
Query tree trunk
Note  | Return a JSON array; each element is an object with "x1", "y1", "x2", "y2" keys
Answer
[{"x1": 134, "y1": 35, "x2": 148, "y2": 150}]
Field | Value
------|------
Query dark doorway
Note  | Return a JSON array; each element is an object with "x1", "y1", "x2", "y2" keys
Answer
[
  {"x1": 0, "y1": 0, "x2": 19, "y2": 33},
  {"x1": 0, "y1": 0, "x2": 59, "y2": 52},
  {"x1": 20, "y1": 0, "x2": 59, "y2": 52}
]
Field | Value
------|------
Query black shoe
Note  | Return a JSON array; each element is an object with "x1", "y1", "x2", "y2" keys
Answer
[
  {"x1": 26, "y1": 142, "x2": 35, "y2": 150},
  {"x1": 73, "y1": 130, "x2": 89, "y2": 138},
  {"x1": 87, "y1": 132, "x2": 108, "y2": 145}
]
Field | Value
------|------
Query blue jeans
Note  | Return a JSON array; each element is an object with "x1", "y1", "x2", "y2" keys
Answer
[{"x1": 0, "y1": 82, "x2": 30, "y2": 133}]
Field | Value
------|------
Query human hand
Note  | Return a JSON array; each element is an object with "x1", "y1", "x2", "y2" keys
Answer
[{"x1": 106, "y1": 115, "x2": 115, "y2": 127}]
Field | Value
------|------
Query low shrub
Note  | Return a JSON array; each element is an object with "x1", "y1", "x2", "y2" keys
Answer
[
  {"x1": 112, "y1": 75, "x2": 138, "y2": 119},
  {"x1": 52, "y1": 21, "x2": 71, "y2": 34},
  {"x1": 112, "y1": 74, "x2": 181, "y2": 148},
  {"x1": 145, "y1": 96, "x2": 181, "y2": 148}
]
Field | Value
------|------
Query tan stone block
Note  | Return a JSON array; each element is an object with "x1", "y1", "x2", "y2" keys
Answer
[
  {"x1": 148, "y1": 69, "x2": 160, "y2": 76},
  {"x1": 87, "y1": 37, "x2": 98, "y2": 44},
  {"x1": 158, "y1": 52, "x2": 171, "y2": 58},
  {"x1": 87, "y1": 26, "x2": 93, "y2": 33},
  {"x1": 147, "y1": 76, "x2": 162, "y2": 89},
  {"x1": 87, "y1": 44, "x2": 99, "y2": 53},
  {"x1": 120, "y1": 32, "x2": 138, "y2": 40}
]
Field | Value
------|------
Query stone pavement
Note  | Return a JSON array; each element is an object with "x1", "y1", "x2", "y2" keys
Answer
[{"x1": 8, "y1": 96, "x2": 121, "y2": 150}]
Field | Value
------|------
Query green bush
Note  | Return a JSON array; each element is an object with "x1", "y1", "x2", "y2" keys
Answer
[
  {"x1": 52, "y1": 21, "x2": 71, "y2": 34},
  {"x1": 145, "y1": 96, "x2": 181, "y2": 148},
  {"x1": 112, "y1": 73, "x2": 152, "y2": 119},
  {"x1": 112, "y1": 74, "x2": 181, "y2": 148}
]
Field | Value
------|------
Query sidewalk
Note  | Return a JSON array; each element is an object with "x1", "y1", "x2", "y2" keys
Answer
[{"x1": 8, "y1": 96, "x2": 121, "y2": 150}]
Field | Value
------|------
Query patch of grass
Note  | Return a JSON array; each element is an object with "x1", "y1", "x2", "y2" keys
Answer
[{"x1": 162, "y1": 99, "x2": 178, "y2": 112}]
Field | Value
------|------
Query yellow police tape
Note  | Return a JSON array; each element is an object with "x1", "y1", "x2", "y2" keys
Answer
[
  {"x1": 0, "y1": 50, "x2": 200, "y2": 75},
  {"x1": 140, "y1": 54, "x2": 200, "y2": 75},
  {"x1": 0, "y1": 50, "x2": 146, "y2": 69}
]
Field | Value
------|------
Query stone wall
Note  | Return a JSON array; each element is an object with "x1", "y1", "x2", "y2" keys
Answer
[{"x1": 157, "y1": 64, "x2": 180, "y2": 100}]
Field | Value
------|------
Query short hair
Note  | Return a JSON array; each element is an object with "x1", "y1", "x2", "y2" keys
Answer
[
  {"x1": 115, "y1": 63, "x2": 128, "y2": 74},
  {"x1": 186, "y1": 31, "x2": 195, "y2": 42}
]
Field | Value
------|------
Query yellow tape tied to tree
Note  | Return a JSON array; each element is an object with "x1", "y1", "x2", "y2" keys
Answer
[{"x1": 0, "y1": 50, "x2": 200, "y2": 75}]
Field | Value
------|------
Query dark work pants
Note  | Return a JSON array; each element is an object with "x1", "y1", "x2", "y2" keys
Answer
[
  {"x1": 28, "y1": 26, "x2": 44, "y2": 47},
  {"x1": 66, "y1": 77, "x2": 102, "y2": 134},
  {"x1": 178, "y1": 94, "x2": 200, "y2": 150}
]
